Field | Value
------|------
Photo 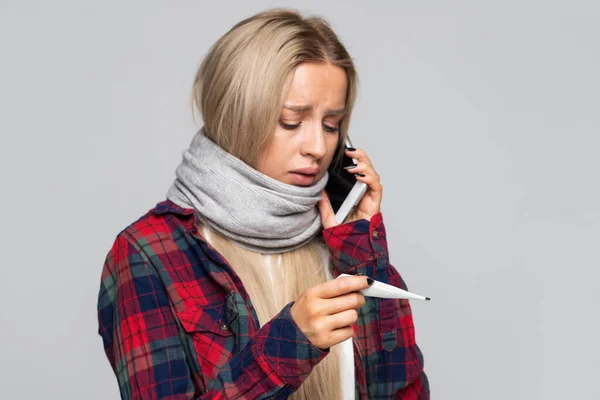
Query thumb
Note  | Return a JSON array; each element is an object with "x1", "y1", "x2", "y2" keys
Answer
[{"x1": 318, "y1": 190, "x2": 338, "y2": 229}]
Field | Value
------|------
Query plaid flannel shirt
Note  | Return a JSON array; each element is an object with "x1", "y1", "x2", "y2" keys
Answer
[{"x1": 97, "y1": 200, "x2": 429, "y2": 399}]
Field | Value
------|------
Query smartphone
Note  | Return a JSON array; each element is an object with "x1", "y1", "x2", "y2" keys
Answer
[{"x1": 325, "y1": 136, "x2": 368, "y2": 224}]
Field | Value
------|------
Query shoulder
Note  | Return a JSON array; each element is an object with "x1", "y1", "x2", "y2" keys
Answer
[
  {"x1": 97, "y1": 200, "x2": 201, "y2": 345},
  {"x1": 115, "y1": 199, "x2": 197, "y2": 255},
  {"x1": 102, "y1": 200, "x2": 199, "y2": 274},
  {"x1": 123, "y1": 199, "x2": 196, "y2": 241},
  {"x1": 100, "y1": 200, "x2": 223, "y2": 313}
]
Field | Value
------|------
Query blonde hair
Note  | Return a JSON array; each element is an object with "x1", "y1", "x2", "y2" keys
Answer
[{"x1": 191, "y1": 9, "x2": 359, "y2": 399}]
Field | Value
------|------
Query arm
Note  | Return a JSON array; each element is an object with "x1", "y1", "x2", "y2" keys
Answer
[
  {"x1": 322, "y1": 212, "x2": 430, "y2": 399},
  {"x1": 97, "y1": 235, "x2": 328, "y2": 399}
]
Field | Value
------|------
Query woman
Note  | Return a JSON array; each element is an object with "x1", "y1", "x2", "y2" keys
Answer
[{"x1": 98, "y1": 8, "x2": 429, "y2": 399}]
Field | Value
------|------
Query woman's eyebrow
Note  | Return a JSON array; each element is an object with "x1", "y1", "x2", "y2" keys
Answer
[{"x1": 283, "y1": 104, "x2": 346, "y2": 116}]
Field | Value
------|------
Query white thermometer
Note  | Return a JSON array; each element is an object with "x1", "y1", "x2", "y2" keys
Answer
[{"x1": 338, "y1": 273, "x2": 430, "y2": 301}]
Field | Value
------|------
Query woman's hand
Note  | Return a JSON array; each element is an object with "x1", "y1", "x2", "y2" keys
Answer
[
  {"x1": 290, "y1": 275, "x2": 371, "y2": 350},
  {"x1": 318, "y1": 148, "x2": 383, "y2": 229}
]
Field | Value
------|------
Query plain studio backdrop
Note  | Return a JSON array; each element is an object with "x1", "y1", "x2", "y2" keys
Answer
[{"x1": 1, "y1": 1, "x2": 598, "y2": 399}]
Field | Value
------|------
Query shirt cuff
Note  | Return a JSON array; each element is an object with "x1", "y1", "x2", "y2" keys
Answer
[
  {"x1": 253, "y1": 302, "x2": 329, "y2": 389},
  {"x1": 322, "y1": 212, "x2": 389, "y2": 274}
]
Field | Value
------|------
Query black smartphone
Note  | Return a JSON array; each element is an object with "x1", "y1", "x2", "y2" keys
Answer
[{"x1": 325, "y1": 136, "x2": 368, "y2": 224}]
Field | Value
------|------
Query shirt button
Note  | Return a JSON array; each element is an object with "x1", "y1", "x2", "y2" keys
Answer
[
  {"x1": 372, "y1": 230, "x2": 380, "y2": 239},
  {"x1": 220, "y1": 323, "x2": 230, "y2": 331}
]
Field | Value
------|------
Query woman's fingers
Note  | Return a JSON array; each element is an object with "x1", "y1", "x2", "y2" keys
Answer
[
  {"x1": 342, "y1": 147, "x2": 383, "y2": 220},
  {"x1": 345, "y1": 149, "x2": 380, "y2": 182},
  {"x1": 309, "y1": 275, "x2": 371, "y2": 299},
  {"x1": 291, "y1": 276, "x2": 370, "y2": 350},
  {"x1": 345, "y1": 148, "x2": 373, "y2": 169},
  {"x1": 326, "y1": 309, "x2": 360, "y2": 330},
  {"x1": 327, "y1": 326, "x2": 355, "y2": 346},
  {"x1": 345, "y1": 160, "x2": 382, "y2": 194},
  {"x1": 319, "y1": 292, "x2": 366, "y2": 316},
  {"x1": 344, "y1": 162, "x2": 367, "y2": 174},
  {"x1": 355, "y1": 173, "x2": 383, "y2": 193}
]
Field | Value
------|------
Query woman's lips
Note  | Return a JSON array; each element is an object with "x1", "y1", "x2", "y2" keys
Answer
[{"x1": 289, "y1": 172, "x2": 317, "y2": 186}]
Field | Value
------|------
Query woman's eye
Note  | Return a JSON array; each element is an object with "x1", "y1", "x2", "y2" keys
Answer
[
  {"x1": 279, "y1": 121, "x2": 301, "y2": 130},
  {"x1": 279, "y1": 120, "x2": 339, "y2": 133},
  {"x1": 323, "y1": 124, "x2": 340, "y2": 133}
]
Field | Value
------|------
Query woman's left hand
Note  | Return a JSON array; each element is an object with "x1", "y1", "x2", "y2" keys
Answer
[{"x1": 318, "y1": 148, "x2": 383, "y2": 229}]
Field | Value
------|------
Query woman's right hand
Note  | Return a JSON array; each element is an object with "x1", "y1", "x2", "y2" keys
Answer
[{"x1": 290, "y1": 275, "x2": 371, "y2": 350}]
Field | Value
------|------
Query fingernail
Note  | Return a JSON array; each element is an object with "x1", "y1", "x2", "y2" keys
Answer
[
  {"x1": 367, "y1": 277, "x2": 374, "y2": 286},
  {"x1": 346, "y1": 147, "x2": 356, "y2": 152},
  {"x1": 355, "y1": 173, "x2": 366, "y2": 177},
  {"x1": 343, "y1": 164, "x2": 357, "y2": 170}
]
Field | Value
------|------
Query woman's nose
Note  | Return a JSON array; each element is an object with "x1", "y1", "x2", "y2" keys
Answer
[{"x1": 300, "y1": 125, "x2": 327, "y2": 159}]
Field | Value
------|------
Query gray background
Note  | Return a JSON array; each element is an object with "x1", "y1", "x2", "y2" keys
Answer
[{"x1": 1, "y1": 0, "x2": 598, "y2": 398}]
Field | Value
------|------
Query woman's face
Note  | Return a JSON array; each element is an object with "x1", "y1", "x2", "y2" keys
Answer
[{"x1": 256, "y1": 62, "x2": 347, "y2": 187}]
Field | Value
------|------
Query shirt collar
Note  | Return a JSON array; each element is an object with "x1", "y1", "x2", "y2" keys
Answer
[{"x1": 152, "y1": 199, "x2": 195, "y2": 216}]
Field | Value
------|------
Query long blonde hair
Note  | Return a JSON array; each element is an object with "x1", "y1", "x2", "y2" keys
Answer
[{"x1": 191, "y1": 9, "x2": 358, "y2": 399}]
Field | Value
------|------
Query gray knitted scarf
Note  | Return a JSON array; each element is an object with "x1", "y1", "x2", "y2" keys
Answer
[{"x1": 166, "y1": 128, "x2": 328, "y2": 254}]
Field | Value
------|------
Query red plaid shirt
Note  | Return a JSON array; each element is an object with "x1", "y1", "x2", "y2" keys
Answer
[{"x1": 97, "y1": 200, "x2": 429, "y2": 399}]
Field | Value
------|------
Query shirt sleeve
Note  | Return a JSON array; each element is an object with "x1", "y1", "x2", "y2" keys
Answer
[
  {"x1": 322, "y1": 212, "x2": 430, "y2": 399},
  {"x1": 97, "y1": 234, "x2": 328, "y2": 400}
]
